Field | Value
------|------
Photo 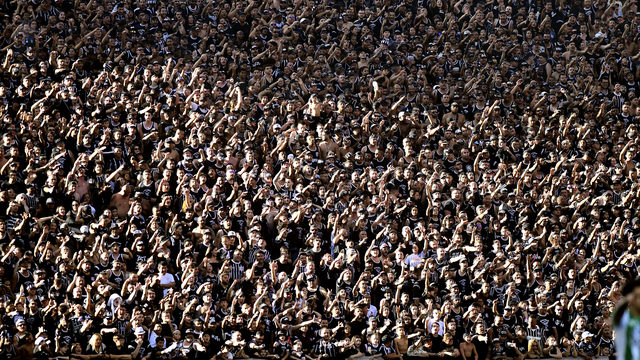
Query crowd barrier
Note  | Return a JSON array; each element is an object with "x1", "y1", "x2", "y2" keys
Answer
[{"x1": 243, "y1": 357, "x2": 611, "y2": 360}]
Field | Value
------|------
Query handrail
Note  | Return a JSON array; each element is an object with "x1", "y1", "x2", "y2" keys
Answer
[{"x1": 241, "y1": 357, "x2": 611, "y2": 360}]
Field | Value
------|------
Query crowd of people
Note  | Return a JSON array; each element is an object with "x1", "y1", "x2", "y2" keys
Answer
[{"x1": 0, "y1": 0, "x2": 638, "y2": 359}]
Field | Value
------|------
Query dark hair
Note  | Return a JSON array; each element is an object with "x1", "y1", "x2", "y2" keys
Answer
[
  {"x1": 623, "y1": 277, "x2": 640, "y2": 296},
  {"x1": 614, "y1": 277, "x2": 640, "y2": 325}
]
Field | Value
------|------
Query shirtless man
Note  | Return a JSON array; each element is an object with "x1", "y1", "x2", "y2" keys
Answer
[
  {"x1": 110, "y1": 184, "x2": 132, "y2": 219},
  {"x1": 66, "y1": 153, "x2": 96, "y2": 201},
  {"x1": 0, "y1": 147, "x2": 9, "y2": 170},
  {"x1": 159, "y1": 139, "x2": 182, "y2": 162},
  {"x1": 442, "y1": 102, "x2": 467, "y2": 128},
  {"x1": 460, "y1": 333, "x2": 478, "y2": 360},
  {"x1": 74, "y1": 165, "x2": 90, "y2": 201},
  {"x1": 396, "y1": 109, "x2": 417, "y2": 138},
  {"x1": 394, "y1": 326, "x2": 416, "y2": 355},
  {"x1": 308, "y1": 94, "x2": 323, "y2": 118},
  {"x1": 191, "y1": 216, "x2": 212, "y2": 243},
  {"x1": 318, "y1": 130, "x2": 340, "y2": 160}
]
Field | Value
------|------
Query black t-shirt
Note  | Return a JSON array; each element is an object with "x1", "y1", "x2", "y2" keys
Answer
[
  {"x1": 473, "y1": 337, "x2": 490, "y2": 360},
  {"x1": 176, "y1": 341, "x2": 198, "y2": 360},
  {"x1": 577, "y1": 341, "x2": 597, "y2": 356},
  {"x1": 109, "y1": 345, "x2": 130, "y2": 355},
  {"x1": 146, "y1": 348, "x2": 171, "y2": 360},
  {"x1": 491, "y1": 344, "x2": 507, "y2": 360},
  {"x1": 98, "y1": 323, "x2": 117, "y2": 348}
]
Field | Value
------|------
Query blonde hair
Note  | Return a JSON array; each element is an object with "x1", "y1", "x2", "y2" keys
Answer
[
  {"x1": 88, "y1": 334, "x2": 104, "y2": 352},
  {"x1": 528, "y1": 339, "x2": 541, "y2": 354},
  {"x1": 545, "y1": 336, "x2": 557, "y2": 347}
]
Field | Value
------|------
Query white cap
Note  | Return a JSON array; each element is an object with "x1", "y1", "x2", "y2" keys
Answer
[{"x1": 35, "y1": 336, "x2": 47, "y2": 346}]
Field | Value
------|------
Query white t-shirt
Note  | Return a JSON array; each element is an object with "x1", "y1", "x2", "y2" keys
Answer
[{"x1": 160, "y1": 273, "x2": 175, "y2": 296}]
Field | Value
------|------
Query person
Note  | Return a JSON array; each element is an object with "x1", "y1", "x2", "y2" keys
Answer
[
  {"x1": 312, "y1": 327, "x2": 338, "y2": 359},
  {"x1": 109, "y1": 334, "x2": 132, "y2": 358},
  {"x1": 490, "y1": 338, "x2": 507, "y2": 360},
  {"x1": 576, "y1": 331, "x2": 597, "y2": 360},
  {"x1": 597, "y1": 324, "x2": 616, "y2": 359},
  {"x1": 508, "y1": 327, "x2": 529, "y2": 360},
  {"x1": 459, "y1": 333, "x2": 478, "y2": 360},
  {"x1": 0, "y1": 0, "x2": 637, "y2": 358},
  {"x1": 382, "y1": 334, "x2": 403, "y2": 360},
  {"x1": 290, "y1": 340, "x2": 310, "y2": 360},
  {"x1": 559, "y1": 337, "x2": 578, "y2": 358},
  {"x1": 272, "y1": 330, "x2": 291, "y2": 360},
  {"x1": 407, "y1": 336, "x2": 438, "y2": 358},
  {"x1": 85, "y1": 334, "x2": 106, "y2": 355},
  {"x1": 525, "y1": 339, "x2": 542, "y2": 359},
  {"x1": 438, "y1": 333, "x2": 461, "y2": 360},
  {"x1": 614, "y1": 278, "x2": 640, "y2": 360},
  {"x1": 542, "y1": 336, "x2": 562, "y2": 359}
]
